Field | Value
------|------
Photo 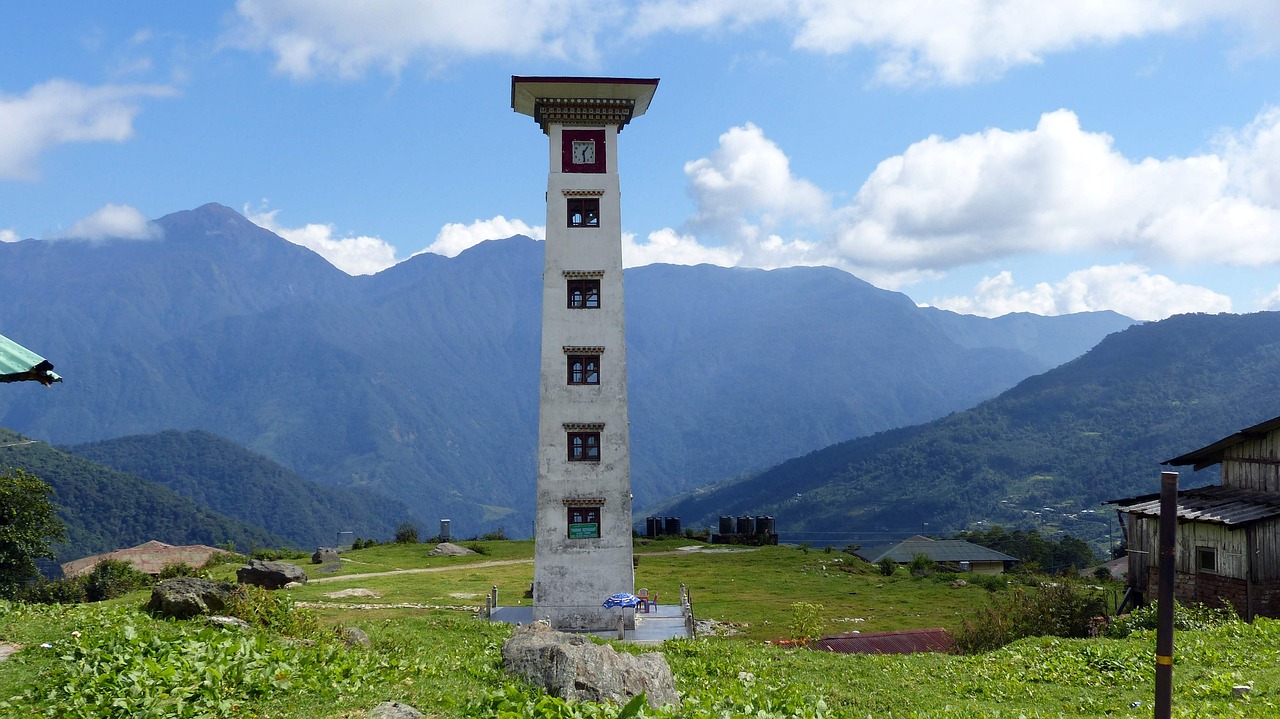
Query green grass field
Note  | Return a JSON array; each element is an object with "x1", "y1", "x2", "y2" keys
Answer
[{"x1": 1, "y1": 540, "x2": 1276, "y2": 718}]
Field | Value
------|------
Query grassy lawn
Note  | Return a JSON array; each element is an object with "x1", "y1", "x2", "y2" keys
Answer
[{"x1": 2, "y1": 540, "x2": 1275, "y2": 717}]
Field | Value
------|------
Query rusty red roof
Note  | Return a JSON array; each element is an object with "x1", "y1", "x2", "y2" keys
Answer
[
  {"x1": 809, "y1": 628, "x2": 955, "y2": 655},
  {"x1": 61, "y1": 541, "x2": 231, "y2": 577}
]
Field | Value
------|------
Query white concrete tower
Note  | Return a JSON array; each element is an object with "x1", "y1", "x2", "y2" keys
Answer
[{"x1": 512, "y1": 76, "x2": 659, "y2": 631}]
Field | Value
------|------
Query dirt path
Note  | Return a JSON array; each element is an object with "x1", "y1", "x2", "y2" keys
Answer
[{"x1": 308, "y1": 546, "x2": 759, "y2": 584}]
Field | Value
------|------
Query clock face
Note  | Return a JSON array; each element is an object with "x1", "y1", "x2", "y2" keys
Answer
[{"x1": 572, "y1": 141, "x2": 595, "y2": 165}]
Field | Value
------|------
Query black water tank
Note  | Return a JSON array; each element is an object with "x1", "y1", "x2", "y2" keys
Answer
[
  {"x1": 664, "y1": 516, "x2": 681, "y2": 536},
  {"x1": 718, "y1": 516, "x2": 734, "y2": 535},
  {"x1": 737, "y1": 515, "x2": 756, "y2": 536},
  {"x1": 645, "y1": 516, "x2": 658, "y2": 537},
  {"x1": 756, "y1": 515, "x2": 774, "y2": 535}
]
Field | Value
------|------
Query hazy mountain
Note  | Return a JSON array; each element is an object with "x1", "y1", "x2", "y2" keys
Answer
[
  {"x1": 0, "y1": 426, "x2": 287, "y2": 561},
  {"x1": 65, "y1": 430, "x2": 415, "y2": 548},
  {"x1": 656, "y1": 311, "x2": 1280, "y2": 547},
  {"x1": 0, "y1": 203, "x2": 1133, "y2": 535}
]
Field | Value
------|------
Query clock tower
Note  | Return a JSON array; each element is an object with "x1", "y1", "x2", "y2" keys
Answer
[{"x1": 512, "y1": 76, "x2": 659, "y2": 631}]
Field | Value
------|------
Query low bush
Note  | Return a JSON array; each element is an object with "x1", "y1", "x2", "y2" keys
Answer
[
  {"x1": 967, "y1": 573, "x2": 1009, "y2": 592},
  {"x1": 908, "y1": 553, "x2": 935, "y2": 577},
  {"x1": 156, "y1": 562, "x2": 202, "y2": 580},
  {"x1": 17, "y1": 576, "x2": 87, "y2": 604},
  {"x1": 1103, "y1": 600, "x2": 1240, "y2": 638},
  {"x1": 84, "y1": 559, "x2": 151, "y2": 602},
  {"x1": 878, "y1": 557, "x2": 896, "y2": 576},
  {"x1": 250, "y1": 548, "x2": 309, "y2": 562},
  {"x1": 956, "y1": 580, "x2": 1106, "y2": 653},
  {"x1": 224, "y1": 584, "x2": 319, "y2": 637},
  {"x1": 395, "y1": 522, "x2": 420, "y2": 544}
]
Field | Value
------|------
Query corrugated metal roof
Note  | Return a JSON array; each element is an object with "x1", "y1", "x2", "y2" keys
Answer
[
  {"x1": 1112, "y1": 485, "x2": 1280, "y2": 527},
  {"x1": 0, "y1": 333, "x2": 60, "y2": 385},
  {"x1": 1163, "y1": 415, "x2": 1280, "y2": 471},
  {"x1": 811, "y1": 628, "x2": 955, "y2": 655},
  {"x1": 855, "y1": 538, "x2": 1019, "y2": 564}
]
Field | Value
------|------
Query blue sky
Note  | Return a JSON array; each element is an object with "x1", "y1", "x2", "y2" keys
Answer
[{"x1": 3, "y1": 1, "x2": 1279, "y2": 320}]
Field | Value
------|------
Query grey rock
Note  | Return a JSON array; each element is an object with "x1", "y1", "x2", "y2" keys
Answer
[
  {"x1": 207, "y1": 615, "x2": 250, "y2": 630},
  {"x1": 428, "y1": 542, "x2": 477, "y2": 557},
  {"x1": 236, "y1": 559, "x2": 307, "y2": 589},
  {"x1": 368, "y1": 701, "x2": 424, "y2": 718},
  {"x1": 148, "y1": 577, "x2": 235, "y2": 619},
  {"x1": 501, "y1": 621, "x2": 680, "y2": 709},
  {"x1": 342, "y1": 626, "x2": 372, "y2": 649},
  {"x1": 312, "y1": 547, "x2": 340, "y2": 564}
]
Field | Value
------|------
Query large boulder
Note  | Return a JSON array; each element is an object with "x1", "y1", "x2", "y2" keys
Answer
[
  {"x1": 148, "y1": 577, "x2": 235, "y2": 619},
  {"x1": 312, "y1": 547, "x2": 340, "y2": 564},
  {"x1": 236, "y1": 559, "x2": 307, "y2": 589},
  {"x1": 501, "y1": 622, "x2": 680, "y2": 709},
  {"x1": 428, "y1": 542, "x2": 477, "y2": 557}
]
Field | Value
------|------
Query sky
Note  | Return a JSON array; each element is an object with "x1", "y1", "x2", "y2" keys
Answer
[{"x1": 3, "y1": 1, "x2": 1280, "y2": 321}]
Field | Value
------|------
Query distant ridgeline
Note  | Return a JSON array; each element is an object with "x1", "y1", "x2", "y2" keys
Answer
[
  {"x1": 0, "y1": 203, "x2": 1133, "y2": 538},
  {"x1": 656, "y1": 312, "x2": 1280, "y2": 551}
]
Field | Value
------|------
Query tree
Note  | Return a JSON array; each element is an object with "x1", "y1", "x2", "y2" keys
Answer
[{"x1": 0, "y1": 468, "x2": 67, "y2": 598}]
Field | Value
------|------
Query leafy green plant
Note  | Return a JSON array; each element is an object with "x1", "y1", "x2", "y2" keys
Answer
[
  {"x1": 0, "y1": 468, "x2": 66, "y2": 599},
  {"x1": 789, "y1": 601, "x2": 824, "y2": 644},
  {"x1": 17, "y1": 575, "x2": 88, "y2": 604},
  {"x1": 1104, "y1": 600, "x2": 1240, "y2": 638},
  {"x1": 251, "y1": 548, "x2": 309, "y2": 561},
  {"x1": 877, "y1": 557, "x2": 896, "y2": 576},
  {"x1": 956, "y1": 580, "x2": 1106, "y2": 653},
  {"x1": 908, "y1": 553, "x2": 935, "y2": 577},
  {"x1": 84, "y1": 559, "x2": 151, "y2": 602},
  {"x1": 224, "y1": 584, "x2": 319, "y2": 637},
  {"x1": 157, "y1": 562, "x2": 203, "y2": 580}
]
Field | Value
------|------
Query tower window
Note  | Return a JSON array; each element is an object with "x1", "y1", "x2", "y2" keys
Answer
[
  {"x1": 567, "y1": 506, "x2": 601, "y2": 539},
  {"x1": 567, "y1": 354, "x2": 600, "y2": 385},
  {"x1": 567, "y1": 279, "x2": 600, "y2": 309},
  {"x1": 568, "y1": 431, "x2": 600, "y2": 462},
  {"x1": 567, "y1": 198, "x2": 600, "y2": 227}
]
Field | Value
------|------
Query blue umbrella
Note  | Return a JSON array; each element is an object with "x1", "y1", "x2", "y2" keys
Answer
[{"x1": 603, "y1": 592, "x2": 640, "y2": 608}]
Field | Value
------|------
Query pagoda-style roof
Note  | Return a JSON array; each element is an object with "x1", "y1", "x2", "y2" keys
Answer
[
  {"x1": 511, "y1": 76, "x2": 659, "y2": 132},
  {"x1": 0, "y1": 333, "x2": 60, "y2": 385}
]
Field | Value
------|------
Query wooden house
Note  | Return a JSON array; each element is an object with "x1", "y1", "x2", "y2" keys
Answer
[{"x1": 1111, "y1": 416, "x2": 1280, "y2": 620}]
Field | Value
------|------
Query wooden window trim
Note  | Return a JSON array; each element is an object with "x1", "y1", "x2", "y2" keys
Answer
[
  {"x1": 567, "y1": 431, "x2": 600, "y2": 462},
  {"x1": 567, "y1": 354, "x2": 600, "y2": 385}
]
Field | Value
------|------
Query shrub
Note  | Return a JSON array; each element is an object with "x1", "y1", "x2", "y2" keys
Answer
[
  {"x1": 480, "y1": 527, "x2": 508, "y2": 541},
  {"x1": 224, "y1": 584, "x2": 320, "y2": 637},
  {"x1": 156, "y1": 562, "x2": 202, "y2": 580},
  {"x1": 788, "y1": 601, "x2": 824, "y2": 644},
  {"x1": 18, "y1": 576, "x2": 88, "y2": 604},
  {"x1": 968, "y1": 573, "x2": 1009, "y2": 592},
  {"x1": 394, "y1": 523, "x2": 420, "y2": 544},
  {"x1": 84, "y1": 559, "x2": 151, "y2": 602},
  {"x1": 1103, "y1": 600, "x2": 1240, "y2": 638},
  {"x1": 251, "y1": 548, "x2": 309, "y2": 561},
  {"x1": 956, "y1": 580, "x2": 1106, "y2": 653},
  {"x1": 878, "y1": 557, "x2": 896, "y2": 576},
  {"x1": 908, "y1": 553, "x2": 935, "y2": 577}
]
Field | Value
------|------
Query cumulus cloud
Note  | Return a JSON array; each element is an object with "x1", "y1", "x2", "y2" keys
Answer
[
  {"x1": 631, "y1": 0, "x2": 1272, "y2": 85},
  {"x1": 230, "y1": 0, "x2": 615, "y2": 79},
  {"x1": 420, "y1": 216, "x2": 544, "y2": 258},
  {"x1": 50, "y1": 204, "x2": 159, "y2": 241},
  {"x1": 1262, "y1": 284, "x2": 1280, "y2": 311},
  {"x1": 0, "y1": 79, "x2": 175, "y2": 180},
  {"x1": 931, "y1": 265, "x2": 1233, "y2": 320},
  {"x1": 835, "y1": 108, "x2": 1280, "y2": 271},
  {"x1": 0, "y1": 229, "x2": 18, "y2": 243},
  {"x1": 246, "y1": 206, "x2": 400, "y2": 275},
  {"x1": 622, "y1": 228, "x2": 741, "y2": 268}
]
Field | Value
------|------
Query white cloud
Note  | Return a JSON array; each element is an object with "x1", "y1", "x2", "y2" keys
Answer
[
  {"x1": 835, "y1": 108, "x2": 1280, "y2": 271},
  {"x1": 631, "y1": 0, "x2": 1273, "y2": 85},
  {"x1": 230, "y1": 0, "x2": 615, "y2": 79},
  {"x1": 622, "y1": 228, "x2": 740, "y2": 268},
  {"x1": 420, "y1": 216, "x2": 544, "y2": 258},
  {"x1": 0, "y1": 229, "x2": 18, "y2": 243},
  {"x1": 246, "y1": 206, "x2": 400, "y2": 275},
  {"x1": 50, "y1": 204, "x2": 159, "y2": 241},
  {"x1": 931, "y1": 265, "x2": 1233, "y2": 320},
  {"x1": 0, "y1": 79, "x2": 174, "y2": 180},
  {"x1": 1262, "y1": 284, "x2": 1280, "y2": 311}
]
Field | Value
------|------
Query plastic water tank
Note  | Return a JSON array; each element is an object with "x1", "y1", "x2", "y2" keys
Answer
[
  {"x1": 718, "y1": 516, "x2": 734, "y2": 535},
  {"x1": 756, "y1": 515, "x2": 774, "y2": 536},
  {"x1": 664, "y1": 516, "x2": 682, "y2": 537},
  {"x1": 737, "y1": 515, "x2": 756, "y2": 536}
]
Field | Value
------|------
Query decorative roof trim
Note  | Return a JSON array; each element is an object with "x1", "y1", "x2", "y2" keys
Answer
[
  {"x1": 535, "y1": 97, "x2": 635, "y2": 130},
  {"x1": 563, "y1": 270, "x2": 605, "y2": 279},
  {"x1": 563, "y1": 422, "x2": 605, "y2": 432},
  {"x1": 562, "y1": 497, "x2": 606, "y2": 506},
  {"x1": 563, "y1": 346, "x2": 605, "y2": 354},
  {"x1": 562, "y1": 189, "x2": 605, "y2": 197}
]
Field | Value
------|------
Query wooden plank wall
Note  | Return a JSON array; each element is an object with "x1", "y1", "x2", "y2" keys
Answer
[
  {"x1": 1223, "y1": 436, "x2": 1280, "y2": 492},
  {"x1": 1125, "y1": 516, "x2": 1280, "y2": 583}
]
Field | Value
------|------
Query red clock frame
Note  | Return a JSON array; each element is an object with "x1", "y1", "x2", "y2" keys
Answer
[{"x1": 562, "y1": 129, "x2": 606, "y2": 173}]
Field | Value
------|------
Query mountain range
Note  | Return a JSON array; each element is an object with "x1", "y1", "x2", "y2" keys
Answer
[
  {"x1": 0, "y1": 203, "x2": 1134, "y2": 536},
  {"x1": 657, "y1": 311, "x2": 1280, "y2": 547}
]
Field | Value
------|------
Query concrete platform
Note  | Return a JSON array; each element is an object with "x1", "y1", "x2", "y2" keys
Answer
[{"x1": 489, "y1": 603, "x2": 691, "y2": 644}]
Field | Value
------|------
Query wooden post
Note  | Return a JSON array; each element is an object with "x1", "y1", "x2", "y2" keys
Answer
[{"x1": 1155, "y1": 471, "x2": 1177, "y2": 719}]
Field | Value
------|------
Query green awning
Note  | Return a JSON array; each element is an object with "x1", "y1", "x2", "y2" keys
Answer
[{"x1": 0, "y1": 333, "x2": 61, "y2": 385}]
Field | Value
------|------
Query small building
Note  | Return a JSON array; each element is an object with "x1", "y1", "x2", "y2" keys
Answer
[
  {"x1": 1111, "y1": 415, "x2": 1280, "y2": 620},
  {"x1": 61, "y1": 540, "x2": 230, "y2": 577},
  {"x1": 854, "y1": 536, "x2": 1018, "y2": 574}
]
